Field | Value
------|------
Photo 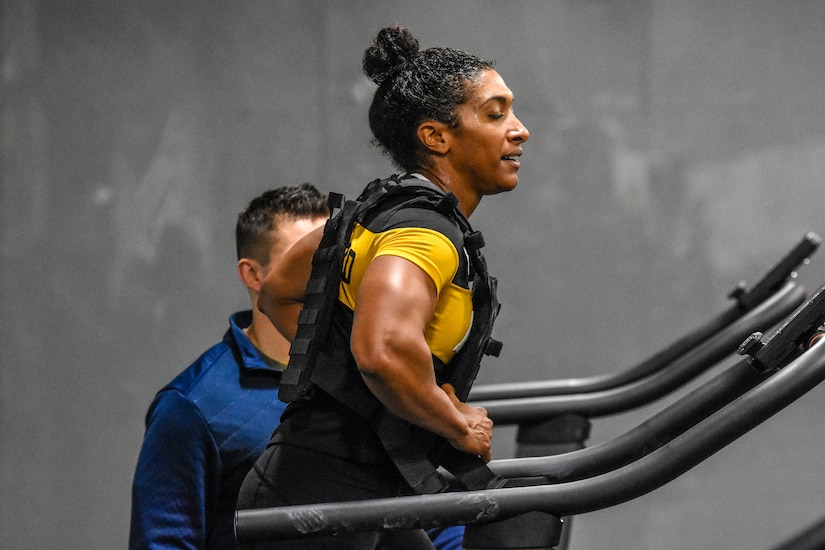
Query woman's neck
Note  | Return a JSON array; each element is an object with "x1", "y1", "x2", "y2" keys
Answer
[{"x1": 413, "y1": 166, "x2": 479, "y2": 217}]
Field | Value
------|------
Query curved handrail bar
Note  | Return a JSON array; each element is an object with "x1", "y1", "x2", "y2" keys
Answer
[
  {"x1": 768, "y1": 515, "x2": 825, "y2": 550},
  {"x1": 235, "y1": 340, "x2": 825, "y2": 543},
  {"x1": 475, "y1": 280, "x2": 825, "y2": 482},
  {"x1": 473, "y1": 281, "x2": 806, "y2": 424},
  {"x1": 470, "y1": 305, "x2": 740, "y2": 400},
  {"x1": 488, "y1": 356, "x2": 769, "y2": 482},
  {"x1": 469, "y1": 232, "x2": 820, "y2": 401}
]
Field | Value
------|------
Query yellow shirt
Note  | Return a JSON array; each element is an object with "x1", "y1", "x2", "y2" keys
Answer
[{"x1": 338, "y1": 211, "x2": 472, "y2": 365}]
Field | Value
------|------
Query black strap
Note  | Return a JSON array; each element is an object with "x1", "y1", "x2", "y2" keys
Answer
[
  {"x1": 278, "y1": 192, "x2": 352, "y2": 402},
  {"x1": 371, "y1": 409, "x2": 506, "y2": 493}
]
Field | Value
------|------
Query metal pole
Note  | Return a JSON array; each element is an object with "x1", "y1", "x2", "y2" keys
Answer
[
  {"x1": 494, "y1": 357, "x2": 766, "y2": 482},
  {"x1": 235, "y1": 340, "x2": 825, "y2": 543},
  {"x1": 476, "y1": 282, "x2": 806, "y2": 424},
  {"x1": 768, "y1": 515, "x2": 825, "y2": 550},
  {"x1": 469, "y1": 232, "x2": 819, "y2": 400}
]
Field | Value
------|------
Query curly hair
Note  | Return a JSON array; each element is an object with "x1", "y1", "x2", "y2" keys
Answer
[{"x1": 362, "y1": 25, "x2": 495, "y2": 171}]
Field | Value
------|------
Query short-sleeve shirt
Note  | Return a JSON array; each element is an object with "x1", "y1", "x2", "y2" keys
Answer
[{"x1": 339, "y1": 205, "x2": 473, "y2": 364}]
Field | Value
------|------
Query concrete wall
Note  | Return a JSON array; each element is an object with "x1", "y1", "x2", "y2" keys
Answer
[{"x1": 3, "y1": 1, "x2": 825, "y2": 547}]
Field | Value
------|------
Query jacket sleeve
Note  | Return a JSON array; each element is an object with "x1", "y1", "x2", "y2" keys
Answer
[
  {"x1": 428, "y1": 526, "x2": 465, "y2": 550},
  {"x1": 129, "y1": 390, "x2": 221, "y2": 550}
]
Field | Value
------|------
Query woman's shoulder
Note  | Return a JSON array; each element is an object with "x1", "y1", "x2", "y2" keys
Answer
[
  {"x1": 361, "y1": 180, "x2": 465, "y2": 241},
  {"x1": 388, "y1": 203, "x2": 462, "y2": 233}
]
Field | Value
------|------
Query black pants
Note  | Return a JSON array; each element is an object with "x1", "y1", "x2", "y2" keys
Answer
[{"x1": 236, "y1": 443, "x2": 435, "y2": 550}]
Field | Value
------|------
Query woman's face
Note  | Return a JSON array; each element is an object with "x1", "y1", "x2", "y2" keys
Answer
[{"x1": 447, "y1": 69, "x2": 530, "y2": 196}]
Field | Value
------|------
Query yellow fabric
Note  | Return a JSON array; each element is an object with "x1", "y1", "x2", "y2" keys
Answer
[{"x1": 339, "y1": 222, "x2": 472, "y2": 364}]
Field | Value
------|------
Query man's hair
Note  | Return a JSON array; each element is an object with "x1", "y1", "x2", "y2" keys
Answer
[{"x1": 235, "y1": 183, "x2": 328, "y2": 263}]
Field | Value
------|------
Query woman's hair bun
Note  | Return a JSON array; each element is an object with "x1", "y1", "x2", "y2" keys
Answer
[{"x1": 362, "y1": 25, "x2": 420, "y2": 85}]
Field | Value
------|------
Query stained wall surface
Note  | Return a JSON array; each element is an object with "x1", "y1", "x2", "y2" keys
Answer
[{"x1": 3, "y1": 1, "x2": 825, "y2": 548}]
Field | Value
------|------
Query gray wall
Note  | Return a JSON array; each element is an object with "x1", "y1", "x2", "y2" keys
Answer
[{"x1": 3, "y1": 1, "x2": 825, "y2": 547}]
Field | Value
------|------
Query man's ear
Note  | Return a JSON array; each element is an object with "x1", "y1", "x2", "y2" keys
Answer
[
  {"x1": 417, "y1": 121, "x2": 451, "y2": 155},
  {"x1": 237, "y1": 258, "x2": 262, "y2": 292}
]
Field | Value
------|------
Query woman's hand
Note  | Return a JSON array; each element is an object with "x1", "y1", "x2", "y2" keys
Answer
[{"x1": 441, "y1": 383, "x2": 493, "y2": 462}]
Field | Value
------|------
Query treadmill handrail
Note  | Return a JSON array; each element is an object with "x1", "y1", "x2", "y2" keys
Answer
[
  {"x1": 469, "y1": 280, "x2": 825, "y2": 482},
  {"x1": 487, "y1": 357, "x2": 768, "y2": 482},
  {"x1": 768, "y1": 515, "x2": 825, "y2": 550},
  {"x1": 469, "y1": 232, "x2": 819, "y2": 401},
  {"x1": 234, "y1": 339, "x2": 825, "y2": 543},
  {"x1": 473, "y1": 281, "x2": 806, "y2": 424}
]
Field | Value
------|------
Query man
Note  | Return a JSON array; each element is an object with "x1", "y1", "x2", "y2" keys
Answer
[
  {"x1": 129, "y1": 184, "x2": 329, "y2": 549},
  {"x1": 129, "y1": 183, "x2": 464, "y2": 549}
]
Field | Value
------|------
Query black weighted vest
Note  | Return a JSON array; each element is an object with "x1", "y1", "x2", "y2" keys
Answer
[{"x1": 279, "y1": 174, "x2": 505, "y2": 493}]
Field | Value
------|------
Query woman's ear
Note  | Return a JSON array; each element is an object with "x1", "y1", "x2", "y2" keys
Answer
[{"x1": 417, "y1": 121, "x2": 451, "y2": 155}]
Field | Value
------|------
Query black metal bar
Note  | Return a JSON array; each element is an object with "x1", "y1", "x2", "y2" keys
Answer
[
  {"x1": 730, "y1": 231, "x2": 820, "y2": 310},
  {"x1": 473, "y1": 282, "x2": 806, "y2": 424},
  {"x1": 468, "y1": 304, "x2": 740, "y2": 400},
  {"x1": 490, "y1": 357, "x2": 766, "y2": 482},
  {"x1": 234, "y1": 339, "x2": 825, "y2": 543},
  {"x1": 469, "y1": 232, "x2": 819, "y2": 401},
  {"x1": 768, "y1": 515, "x2": 825, "y2": 550},
  {"x1": 745, "y1": 284, "x2": 825, "y2": 372},
  {"x1": 489, "y1": 280, "x2": 825, "y2": 482}
]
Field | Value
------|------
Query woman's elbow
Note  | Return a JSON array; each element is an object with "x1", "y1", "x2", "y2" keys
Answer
[{"x1": 351, "y1": 335, "x2": 391, "y2": 379}]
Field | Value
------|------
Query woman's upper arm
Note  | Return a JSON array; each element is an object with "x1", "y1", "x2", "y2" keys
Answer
[
  {"x1": 350, "y1": 254, "x2": 438, "y2": 378},
  {"x1": 258, "y1": 224, "x2": 325, "y2": 340}
]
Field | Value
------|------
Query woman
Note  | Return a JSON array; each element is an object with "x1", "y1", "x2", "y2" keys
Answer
[{"x1": 238, "y1": 25, "x2": 529, "y2": 549}]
